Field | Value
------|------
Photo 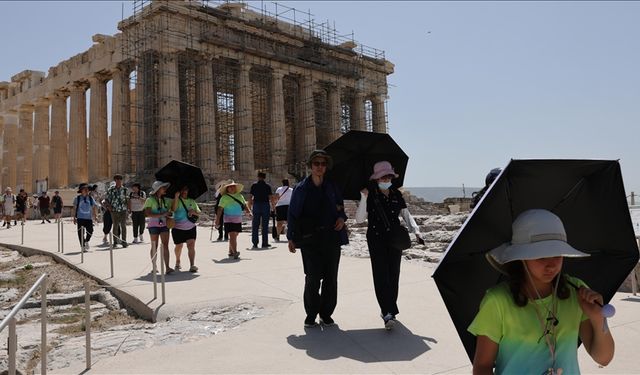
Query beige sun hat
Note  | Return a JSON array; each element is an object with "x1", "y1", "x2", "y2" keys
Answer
[
  {"x1": 150, "y1": 181, "x2": 170, "y2": 195},
  {"x1": 486, "y1": 209, "x2": 590, "y2": 275},
  {"x1": 218, "y1": 180, "x2": 244, "y2": 195}
]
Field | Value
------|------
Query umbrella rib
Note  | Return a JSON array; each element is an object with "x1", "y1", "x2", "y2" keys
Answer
[{"x1": 552, "y1": 177, "x2": 585, "y2": 211}]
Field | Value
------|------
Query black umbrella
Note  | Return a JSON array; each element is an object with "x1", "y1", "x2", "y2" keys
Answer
[
  {"x1": 324, "y1": 130, "x2": 409, "y2": 200},
  {"x1": 155, "y1": 160, "x2": 208, "y2": 199},
  {"x1": 432, "y1": 159, "x2": 639, "y2": 362}
]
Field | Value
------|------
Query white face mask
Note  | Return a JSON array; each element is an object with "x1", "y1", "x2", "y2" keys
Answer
[{"x1": 378, "y1": 181, "x2": 392, "y2": 190}]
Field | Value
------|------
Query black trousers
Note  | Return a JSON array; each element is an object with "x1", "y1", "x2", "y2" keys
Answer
[
  {"x1": 367, "y1": 237, "x2": 402, "y2": 316},
  {"x1": 102, "y1": 210, "x2": 112, "y2": 235},
  {"x1": 77, "y1": 219, "x2": 94, "y2": 245},
  {"x1": 131, "y1": 211, "x2": 146, "y2": 237},
  {"x1": 300, "y1": 233, "x2": 341, "y2": 320}
]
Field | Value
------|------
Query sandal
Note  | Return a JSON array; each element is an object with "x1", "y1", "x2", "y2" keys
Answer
[
  {"x1": 175, "y1": 263, "x2": 181, "y2": 271},
  {"x1": 166, "y1": 267, "x2": 175, "y2": 274},
  {"x1": 189, "y1": 265, "x2": 198, "y2": 272}
]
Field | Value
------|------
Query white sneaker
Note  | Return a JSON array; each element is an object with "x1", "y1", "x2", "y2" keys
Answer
[
  {"x1": 102, "y1": 237, "x2": 109, "y2": 244},
  {"x1": 83, "y1": 243, "x2": 90, "y2": 251},
  {"x1": 132, "y1": 237, "x2": 139, "y2": 244},
  {"x1": 139, "y1": 234, "x2": 144, "y2": 242}
]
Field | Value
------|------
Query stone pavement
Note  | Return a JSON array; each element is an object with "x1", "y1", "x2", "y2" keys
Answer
[{"x1": 1, "y1": 219, "x2": 638, "y2": 374}]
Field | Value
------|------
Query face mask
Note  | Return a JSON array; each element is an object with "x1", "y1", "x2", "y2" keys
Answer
[{"x1": 378, "y1": 182, "x2": 392, "y2": 190}]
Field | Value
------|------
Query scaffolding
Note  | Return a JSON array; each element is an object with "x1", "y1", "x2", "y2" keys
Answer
[{"x1": 119, "y1": 0, "x2": 392, "y2": 191}]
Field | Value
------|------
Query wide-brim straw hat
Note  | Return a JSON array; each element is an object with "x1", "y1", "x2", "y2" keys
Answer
[
  {"x1": 370, "y1": 160, "x2": 399, "y2": 180},
  {"x1": 150, "y1": 181, "x2": 170, "y2": 195},
  {"x1": 4, "y1": 187, "x2": 11, "y2": 192},
  {"x1": 486, "y1": 209, "x2": 589, "y2": 275},
  {"x1": 218, "y1": 180, "x2": 243, "y2": 195}
]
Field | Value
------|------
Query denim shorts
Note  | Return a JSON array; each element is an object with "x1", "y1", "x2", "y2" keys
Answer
[{"x1": 148, "y1": 226, "x2": 169, "y2": 235}]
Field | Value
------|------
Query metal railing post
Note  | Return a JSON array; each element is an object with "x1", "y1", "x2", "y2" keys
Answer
[
  {"x1": 57, "y1": 220, "x2": 61, "y2": 253},
  {"x1": 8, "y1": 317, "x2": 17, "y2": 375},
  {"x1": 85, "y1": 281, "x2": 91, "y2": 369},
  {"x1": 61, "y1": 220, "x2": 64, "y2": 254},
  {"x1": 41, "y1": 276, "x2": 47, "y2": 375},
  {"x1": 152, "y1": 240, "x2": 158, "y2": 300},
  {"x1": 81, "y1": 226, "x2": 85, "y2": 263},
  {"x1": 21, "y1": 221, "x2": 24, "y2": 245},
  {"x1": 160, "y1": 240, "x2": 166, "y2": 304},
  {"x1": 110, "y1": 232, "x2": 114, "y2": 278}
]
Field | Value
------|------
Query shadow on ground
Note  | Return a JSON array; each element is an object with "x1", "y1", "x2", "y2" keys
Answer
[
  {"x1": 287, "y1": 321, "x2": 436, "y2": 362},
  {"x1": 136, "y1": 271, "x2": 201, "y2": 282}
]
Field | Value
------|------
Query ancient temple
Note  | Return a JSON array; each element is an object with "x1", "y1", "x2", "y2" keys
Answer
[{"x1": 0, "y1": 0, "x2": 393, "y2": 192}]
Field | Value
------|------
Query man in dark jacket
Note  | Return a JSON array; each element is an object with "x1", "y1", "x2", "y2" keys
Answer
[{"x1": 287, "y1": 149, "x2": 348, "y2": 328}]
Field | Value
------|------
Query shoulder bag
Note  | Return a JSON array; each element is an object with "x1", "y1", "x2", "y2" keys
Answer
[{"x1": 180, "y1": 197, "x2": 199, "y2": 223}]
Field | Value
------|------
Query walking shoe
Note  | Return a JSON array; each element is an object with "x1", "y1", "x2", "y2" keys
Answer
[
  {"x1": 41, "y1": 220, "x2": 45, "y2": 224},
  {"x1": 132, "y1": 237, "x2": 139, "y2": 244},
  {"x1": 46, "y1": 219, "x2": 51, "y2": 223},
  {"x1": 319, "y1": 316, "x2": 335, "y2": 326},
  {"x1": 261, "y1": 243, "x2": 271, "y2": 248},
  {"x1": 102, "y1": 237, "x2": 109, "y2": 245},
  {"x1": 166, "y1": 267, "x2": 175, "y2": 274},
  {"x1": 251, "y1": 244, "x2": 259, "y2": 249},
  {"x1": 216, "y1": 236, "x2": 223, "y2": 241},
  {"x1": 121, "y1": 242, "x2": 129, "y2": 248},
  {"x1": 189, "y1": 265, "x2": 198, "y2": 273},
  {"x1": 382, "y1": 313, "x2": 395, "y2": 330},
  {"x1": 139, "y1": 234, "x2": 144, "y2": 242},
  {"x1": 233, "y1": 251, "x2": 240, "y2": 259},
  {"x1": 304, "y1": 316, "x2": 318, "y2": 328},
  {"x1": 175, "y1": 263, "x2": 181, "y2": 271}
]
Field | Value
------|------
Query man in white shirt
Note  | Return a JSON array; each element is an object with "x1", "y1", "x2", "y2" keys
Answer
[{"x1": 272, "y1": 179, "x2": 293, "y2": 242}]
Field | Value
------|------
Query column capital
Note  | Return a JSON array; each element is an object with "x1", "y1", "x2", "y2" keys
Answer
[
  {"x1": 34, "y1": 97, "x2": 50, "y2": 107},
  {"x1": 88, "y1": 74, "x2": 109, "y2": 85},
  {"x1": 18, "y1": 103, "x2": 34, "y2": 112},
  {"x1": 272, "y1": 69, "x2": 286, "y2": 80},
  {"x1": 69, "y1": 82, "x2": 89, "y2": 92},
  {"x1": 52, "y1": 89, "x2": 69, "y2": 99}
]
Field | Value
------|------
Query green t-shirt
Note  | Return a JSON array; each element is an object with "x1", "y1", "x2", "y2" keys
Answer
[{"x1": 468, "y1": 275, "x2": 589, "y2": 375}]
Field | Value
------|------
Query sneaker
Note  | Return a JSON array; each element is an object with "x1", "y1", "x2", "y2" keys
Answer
[
  {"x1": 121, "y1": 242, "x2": 129, "y2": 248},
  {"x1": 83, "y1": 243, "x2": 90, "y2": 252},
  {"x1": 319, "y1": 316, "x2": 335, "y2": 326},
  {"x1": 165, "y1": 267, "x2": 174, "y2": 274},
  {"x1": 41, "y1": 221, "x2": 45, "y2": 224},
  {"x1": 102, "y1": 237, "x2": 109, "y2": 245},
  {"x1": 175, "y1": 263, "x2": 181, "y2": 271},
  {"x1": 216, "y1": 236, "x2": 223, "y2": 241},
  {"x1": 251, "y1": 244, "x2": 259, "y2": 249},
  {"x1": 189, "y1": 265, "x2": 198, "y2": 273},
  {"x1": 382, "y1": 313, "x2": 395, "y2": 330},
  {"x1": 132, "y1": 237, "x2": 139, "y2": 244},
  {"x1": 261, "y1": 244, "x2": 271, "y2": 249},
  {"x1": 139, "y1": 234, "x2": 144, "y2": 242},
  {"x1": 234, "y1": 251, "x2": 240, "y2": 259},
  {"x1": 304, "y1": 316, "x2": 318, "y2": 328},
  {"x1": 46, "y1": 219, "x2": 51, "y2": 223}
]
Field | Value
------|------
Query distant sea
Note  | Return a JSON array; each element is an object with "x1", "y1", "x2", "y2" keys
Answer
[{"x1": 405, "y1": 187, "x2": 482, "y2": 203}]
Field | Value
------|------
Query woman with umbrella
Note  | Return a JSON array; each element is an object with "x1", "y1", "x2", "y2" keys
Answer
[
  {"x1": 468, "y1": 209, "x2": 614, "y2": 374},
  {"x1": 169, "y1": 186, "x2": 201, "y2": 272},
  {"x1": 214, "y1": 180, "x2": 251, "y2": 259},
  {"x1": 355, "y1": 161, "x2": 422, "y2": 330},
  {"x1": 143, "y1": 181, "x2": 173, "y2": 274}
]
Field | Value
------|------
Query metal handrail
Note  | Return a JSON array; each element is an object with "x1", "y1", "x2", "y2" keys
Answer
[{"x1": 0, "y1": 273, "x2": 47, "y2": 332}]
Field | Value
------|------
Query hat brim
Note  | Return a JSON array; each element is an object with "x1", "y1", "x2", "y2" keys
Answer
[
  {"x1": 487, "y1": 240, "x2": 590, "y2": 275},
  {"x1": 151, "y1": 182, "x2": 170, "y2": 195},
  {"x1": 218, "y1": 183, "x2": 244, "y2": 195},
  {"x1": 370, "y1": 170, "x2": 400, "y2": 180}
]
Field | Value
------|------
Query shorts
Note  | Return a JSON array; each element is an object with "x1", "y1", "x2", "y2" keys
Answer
[
  {"x1": 275, "y1": 205, "x2": 289, "y2": 221},
  {"x1": 40, "y1": 208, "x2": 50, "y2": 216},
  {"x1": 171, "y1": 227, "x2": 197, "y2": 244},
  {"x1": 53, "y1": 208, "x2": 62, "y2": 214},
  {"x1": 224, "y1": 222, "x2": 242, "y2": 233},
  {"x1": 148, "y1": 226, "x2": 169, "y2": 235}
]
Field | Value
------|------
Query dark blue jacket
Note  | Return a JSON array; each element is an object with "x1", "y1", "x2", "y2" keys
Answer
[{"x1": 287, "y1": 176, "x2": 349, "y2": 247}]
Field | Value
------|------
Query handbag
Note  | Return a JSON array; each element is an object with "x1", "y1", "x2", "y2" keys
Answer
[
  {"x1": 180, "y1": 198, "x2": 199, "y2": 223},
  {"x1": 166, "y1": 216, "x2": 176, "y2": 229}
]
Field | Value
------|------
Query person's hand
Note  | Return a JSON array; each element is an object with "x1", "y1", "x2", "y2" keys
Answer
[
  {"x1": 73, "y1": 217, "x2": 77, "y2": 224},
  {"x1": 214, "y1": 220, "x2": 220, "y2": 229},
  {"x1": 334, "y1": 217, "x2": 345, "y2": 231},
  {"x1": 174, "y1": 191, "x2": 180, "y2": 199},
  {"x1": 288, "y1": 240, "x2": 296, "y2": 253},
  {"x1": 577, "y1": 286, "x2": 605, "y2": 320},
  {"x1": 360, "y1": 188, "x2": 369, "y2": 197}
]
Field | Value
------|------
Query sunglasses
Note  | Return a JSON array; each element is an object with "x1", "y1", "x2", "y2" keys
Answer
[{"x1": 312, "y1": 161, "x2": 328, "y2": 167}]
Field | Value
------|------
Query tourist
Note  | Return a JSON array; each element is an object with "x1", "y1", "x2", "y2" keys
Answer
[
  {"x1": 71, "y1": 183, "x2": 98, "y2": 251},
  {"x1": 355, "y1": 161, "x2": 422, "y2": 330},
  {"x1": 51, "y1": 191, "x2": 63, "y2": 223},
  {"x1": 100, "y1": 184, "x2": 113, "y2": 244},
  {"x1": 129, "y1": 183, "x2": 147, "y2": 243},
  {"x1": 15, "y1": 189, "x2": 28, "y2": 225},
  {"x1": 104, "y1": 174, "x2": 129, "y2": 247},
  {"x1": 144, "y1": 181, "x2": 173, "y2": 273},
  {"x1": 212, "y1": 187, "x2": 227, "y2": 241},
  {"x1": 215, "y1": 180, "x2": 251, "y2": 259},
  {"x1": 468, "y1": 209, "x2": 614, "y2": 374},
  {"x1": 169, "y1": 186, "x2": 201, "y2": 272},
  {"x1": 2, "y1": 187, "x2": 16, "y2": 228},
  {"x1": 272, "y1": 179, "x2": 292, "y2": 242},
  {"x1": 287, "y1": 149, "x2": 348, "y2": 328},
  {"x1": 249, "y1": 171, "x2": 273, "y2": 249},
  {"x1": 470, "y1": 167, "x2": 502, "y2": 209},
  {"x1": 38, "y1": 191, "x2": 52, "y2": 223}
]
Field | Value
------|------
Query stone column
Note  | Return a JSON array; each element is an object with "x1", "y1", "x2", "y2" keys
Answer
[
  {"x1": 195, "y1": 59, "x2": 217, "y2": 179},
  {"x1": 328, "y1": 84, "x2": 342, "y2": 141},
  {"x1": 17, "y1": 105, "x2": 34, "y2": 192},
  {"x1": 69, "y1": 83, "x2": 88, "y2": 185},
  {"x1": 33, "y1": 98, "x2": 50, "y2": 190},
  {"x1": 0, "y1": 116, "x2": 4, "y2": 189},
  {"x1": 270, "y1": 70, "x2": 286, "y2": 177},
  {"x1": 158, "y1": 53, "x2": 182, "y2": 167},
  {"x1": 351, "y1": 90, "x2": 365, "y2": 131},
  {"x1": 235, "y1": 63, "x2": 254, "y2": 175},
  {"x1": 1, "y1": 111, "x2": 18, "y2": 189},
  {"x1": 49, "y1": 92, "x2": 68, "y2": 188},
  {"x1": 111, "y1": 66, "x2": 131, "y2": 176},
  {"x1": 88, "y1": 76, "x2": 109, "y2": 180},
  {"x1": 300, "y1": 75, "x2": 316, "y2": 156},
  {"x1": 371, "y1": 93, "x2": 387, "y2": 133}
]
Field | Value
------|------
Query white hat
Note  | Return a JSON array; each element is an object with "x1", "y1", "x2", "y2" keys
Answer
[
  {"x1": 150, "y1": 181, "x2": 170, "y2": 195},
  {"x1": 487, "y1": 209, "x2": 589, "y2": 274}
]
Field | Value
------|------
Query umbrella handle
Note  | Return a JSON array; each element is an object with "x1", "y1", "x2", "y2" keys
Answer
[{"x1": 566, "y1": 280, "x2": 616, "y2": 318}]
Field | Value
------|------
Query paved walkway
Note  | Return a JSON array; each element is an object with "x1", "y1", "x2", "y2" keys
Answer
[{"x1": 1, "y1": 219, "x2": 638, "y2": 374}]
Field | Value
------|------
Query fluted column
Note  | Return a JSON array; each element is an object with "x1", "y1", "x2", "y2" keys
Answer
[
  {"x1": 235, "y1": 63, "x2": 254, "y2": 174},
  {"x1": 33, "y1": 98, "x2": 50, "y2": 189},
  {"x1": 300, "y1": 75, "x2": 316, "y2": 156},
  {"x1": 270, "y1": 70, "x2": 286, "y2": 177},
  {"x1": 1, "y1": 111, "x2": 18, "y2": 189},
  {"x1": 158, "y1": 53, "x2": 181, "y2": 167},
  {"x1": 195, "y1": 59, "x2": 217, "y2": 179},
  {"x1": 0, "y1": 116, "x2": 4, "y2": 189},
  {"x1": 17, "y1": 105, "x2": 34, "y2": 191},
  {"x1": 89, "y1": 76, "x2": 109, "y2": 180},
  {"x1": 111, "y1": 66, "x2": 131, "y2": 175},
  {"x1": 69, "y1": 83, "x2": 88, "y2": 185},
  {"x1": 371, "y1": 94, "x2": 387, "y2": 133},
  {"x1": 328, "y1": 84, "x2": 342, "y2": 141},
  {"x1": 351, "y1": 90, "x2": 365, "y2": 131},
  {"x1": 49, "y1": 92, "x2": 68, "y2": 188}
]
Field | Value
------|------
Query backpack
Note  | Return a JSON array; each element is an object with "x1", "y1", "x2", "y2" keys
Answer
[{"x1": 74, "y1": 195, "x2": 95, "y2": 218}]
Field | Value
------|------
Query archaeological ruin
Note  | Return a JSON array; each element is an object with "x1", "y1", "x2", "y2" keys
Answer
[{"x1": 0, "y1": 0, "x2": 394, "y2": 193}]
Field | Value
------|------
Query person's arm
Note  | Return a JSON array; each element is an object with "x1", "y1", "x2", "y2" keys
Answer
[
  {"x1": 355, "y1": 189, "x2": 368, "y2": 223},
  {"x1": 578, "y1": 287, "x2": 615, "y2": 366},
  {"x1": 472, "y1": 335, "x2": 498, "y2": 375},
  {"x1": 215, "y1": 206, "x2": 223, "y2": 228},
  {"x1": 92, "y1": 200, "x2": 99, "y2": 220}
]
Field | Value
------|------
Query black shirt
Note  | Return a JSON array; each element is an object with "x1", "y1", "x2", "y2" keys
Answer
[
  {"x1": 366, "y1": 187, "x2": 407, "y2": 239},
  {"x1": 250, "y1": 180, "x2": 272, "y2": 203}
]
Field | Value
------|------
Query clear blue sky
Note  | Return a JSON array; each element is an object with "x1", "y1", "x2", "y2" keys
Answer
[{"x1": 1, "y1": 1, "x2": 639, "y2": 195}]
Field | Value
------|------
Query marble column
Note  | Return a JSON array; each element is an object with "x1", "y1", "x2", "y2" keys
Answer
[
  {"x1": 351, "y1": 91, "x2": 365, "y2": 131},
  {"x1": 300, "y1": 75, "x2": 316, "y2": 156},
  {"x1": 17, "y1": 105, "x2": 34, "y2": 191},
  {"x1": 69, "y1": 83, "x2": 88, "y2": 185},
  {"x1": 33, "y1": 98, "x2": 50, "y2": 190},
  {"x1": 235, "y1": 63, "x2": 254, "y2": 174},
  {"x1": 1, "y1": 111, "x2": 18, "y2": 189},
  {"x1": 195, "y1": 59, "x2": 217, "y2": 179},
  {"x1": 270, "y1": 70, "x2": 286, "y2": 177},
  {"x1": 89, "y1": 76, "x2": 109, "y2": 180},
  {"x1": 328, "y1": 84, "x2": 342, "y2": 141},
  {"x1": 0, "y1": 116, "x2": 4, "y2": 189},
  {"x1": 111, "y1": 66, "x2": 131, "y2": 175},
  {"x1": 158, "y1": 53, "x2": 182, "y2": 167},
  {"x1": 134, "y1": 59, "x2": 146, "y2": 173},
  {"x1": 49, "y1": 92, "x2": 69, "y2": 188},
  {"x1": 371, "y1": 94, "x2": 387, "y2": 133}
]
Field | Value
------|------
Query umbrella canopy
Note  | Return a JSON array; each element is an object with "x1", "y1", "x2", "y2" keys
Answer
[
  {"x1": 155, "y1": 160, "x2": 208, "y2": 199},
  {"x1": 324, "y1": 130, "x2": 409, "y2": 200},
  {"x1": 432, "y1": 159, "x2": 639, "y2": 362}
]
